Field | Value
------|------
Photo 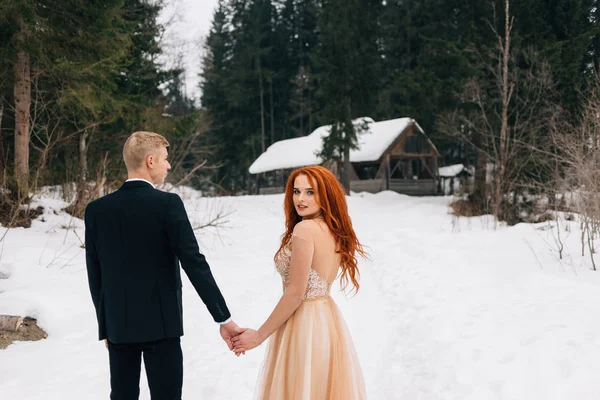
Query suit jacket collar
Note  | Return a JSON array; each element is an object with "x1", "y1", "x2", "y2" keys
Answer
[{"x1": 120, "y1": 180, "x2": 155, "y2": 190}]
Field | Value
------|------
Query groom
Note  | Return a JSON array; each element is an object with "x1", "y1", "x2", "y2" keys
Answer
[{"x1": 84, "y1": 131, "x2": 239, "y2": 399}]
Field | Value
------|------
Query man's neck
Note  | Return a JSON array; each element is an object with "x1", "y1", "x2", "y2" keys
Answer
[{"x1": 127, "y1": 172, "x2": 154, "y2": 184}]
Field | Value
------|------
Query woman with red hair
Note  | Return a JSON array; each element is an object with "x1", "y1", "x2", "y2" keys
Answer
[{"x1": 232, "y1": 165, "x2": 368, "y2": 399}]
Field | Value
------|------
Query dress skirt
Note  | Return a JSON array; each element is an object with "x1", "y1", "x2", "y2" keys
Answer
[{"x1": 254, "y1": 296, "x2": 367, "y2": 400}]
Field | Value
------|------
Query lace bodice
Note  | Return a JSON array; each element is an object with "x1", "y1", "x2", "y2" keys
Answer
[{"x1": 274, "y1": 241, "x2": 332, "y2": 299}]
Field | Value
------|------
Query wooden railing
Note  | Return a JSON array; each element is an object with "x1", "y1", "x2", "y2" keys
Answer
[
  {"x1": 350, "y1": 178, "x2": 438, "y2": 195},
  {"x1": 350, "y1": 179, "x2": 385, "y2": 193},
  {"x1": 389, "y1": 179, "x2": 437, "y2": 195},
  {"x1": 258, "y1": 186, "x2": 284, "y2": 195}
]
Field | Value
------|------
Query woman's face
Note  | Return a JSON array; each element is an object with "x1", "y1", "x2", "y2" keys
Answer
[{"x1": 293, "y1": 174, "x2": 321, "y2": 219}]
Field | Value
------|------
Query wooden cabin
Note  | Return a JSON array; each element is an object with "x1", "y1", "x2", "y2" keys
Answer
[
  {"x1": 438, "y1": 164, "x2": 473, "y2": 195},
  {"x1": 248, "y1": 117, "x2": 440, "y2": 196}
]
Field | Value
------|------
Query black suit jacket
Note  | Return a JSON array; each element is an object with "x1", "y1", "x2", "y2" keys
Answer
[{"x1": 84, "y1": 180, "x2": 231, "y2": 344}]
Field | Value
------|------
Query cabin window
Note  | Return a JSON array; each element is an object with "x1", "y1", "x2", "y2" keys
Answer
[
  {"x1": 404, "y1": 135, "x2": 428, "y2": 154},
  {"x1": 355, "y1": 164, "x2": 379, "y2": 180}
]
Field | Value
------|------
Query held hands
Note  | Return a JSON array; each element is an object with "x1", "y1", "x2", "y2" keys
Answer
[
  {"x1": 220, "y1": 321, "x2": 265, "y2": 357},
  {"x1": 219, "y1": 321, "x2": 244, "y2": 353},
  {"x1": 231, "y1": 328, "x2": 264, "y2": 356}
]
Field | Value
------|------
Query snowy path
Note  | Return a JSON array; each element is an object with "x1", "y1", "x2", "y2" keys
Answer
[{"x1": 2, "y1": 190, "x2": 600, "y2": 399}]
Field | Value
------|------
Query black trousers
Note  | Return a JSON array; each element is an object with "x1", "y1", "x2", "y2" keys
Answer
[{"x1": 108, "y1": 337, "x2": 183, "y2": 400}]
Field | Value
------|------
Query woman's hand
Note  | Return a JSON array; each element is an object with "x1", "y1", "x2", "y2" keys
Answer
[{"x1": 231, "y1": 328, "x2": 264, "y2": 355}]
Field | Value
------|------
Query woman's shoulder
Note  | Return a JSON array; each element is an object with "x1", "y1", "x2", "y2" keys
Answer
[
  {"x1": 293, "y1": 218, "x2": 330, "y2": 240},
  {"x1": 293, "y1": 219, "x2": 315, "y2": 233},
  {"x1": 293, "y1": 219, "x2": 322, "y2": 238}
]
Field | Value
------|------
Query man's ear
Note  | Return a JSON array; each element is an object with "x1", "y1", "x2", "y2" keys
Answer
[{"x1": 146, "y1": 154, "x2": 154, "y2": 168}]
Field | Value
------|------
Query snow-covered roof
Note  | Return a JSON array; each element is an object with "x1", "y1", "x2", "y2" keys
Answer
[
  {"x1": 439, "y1": 163, "x2": 471, "y2": 178},
  {"x1": 249, "y1": 117, "x2": 422, "y2": 174}
]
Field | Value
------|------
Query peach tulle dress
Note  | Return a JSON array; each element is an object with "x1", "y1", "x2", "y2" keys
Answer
[{"x1": 254, "y1": 220, "x2": 367, "y2": 400}]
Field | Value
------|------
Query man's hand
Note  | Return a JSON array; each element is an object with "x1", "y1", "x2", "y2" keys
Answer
[
  {"x1": 219, "y1": 321, "x2": 245, "y2": 354},
  {"x1": 104, "y1": 339, "x2": 108, "y2": 349}
]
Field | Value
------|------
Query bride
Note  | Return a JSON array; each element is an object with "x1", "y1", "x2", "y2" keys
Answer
[{"x1": 231, "y1": 165, "x2": 368, "y2": 399}]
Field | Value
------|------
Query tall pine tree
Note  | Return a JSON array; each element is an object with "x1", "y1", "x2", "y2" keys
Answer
[{"x1": 314, "y1": 0, "x2": 382, "y2": 192}]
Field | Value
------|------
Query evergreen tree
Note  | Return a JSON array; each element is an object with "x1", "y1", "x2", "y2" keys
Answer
[
  {"x1": 0, "y1": 0, "x2": 128, "y2": 198},
  {"x1": 0, "y1": 0, "x2": 206, "y2": 208},
  {"x1": 203, "y1": 0, "x2": 287, "y2": 192},
  {"x1": 591, "y1": 0, "x2": 600, "y2": 75},
  {"x1": 314, "y1": 0, "x2": 383, "y2": 192},
  {"x1": 510, "y1": 0, "x2": 595, "y2": 115},
  {"x1": 378, "y1": 0, "x2": 493, "y2": 165},
  {"x1": 201, "y1": 0, "x2": 238, "y2": 190},
  {"x1": 286, "y1": 0, "x2": 320, "y2": 137}
]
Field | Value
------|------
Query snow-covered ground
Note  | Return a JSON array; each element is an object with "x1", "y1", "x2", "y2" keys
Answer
[{"x1": 1, "y1": 188, "x2": 600, "y2": 399}]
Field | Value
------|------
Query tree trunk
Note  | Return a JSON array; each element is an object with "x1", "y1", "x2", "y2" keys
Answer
[
  {"x1": 257, "y1": 55, "x2": 266, "y2": 153},
  {"x1": 269, "y1": 77, "x2": 275, "y2": 145},
  {"x1": 14, "y1": 47, "x2": 31, "y2": 198},
  {"x1": 495, "y1": 0, "x2": 513, "y2": 220},
  {"x1": 342, "y1": 141, "x2": 351, "y2": 194},
  {"x1": 0, "y1": 315, "x2": 23, "y2": 331},
  {"x1": 472, "y1": 129, "x2": 487, "y2": 206},
  {"x1": 298, "y1": 68, "x2": 305, "y2": 135},
  {"x1": 79, "y1": 131, "x2": 89, "y2": 183},
  {"x1": 0, "y1": 97, "x2": 5, "y2": 172},
  {"x1": 74, "y1": 130, "x2": 89, "y2": 217},
  {"x1": 405, "y1": 0, "x2": 411, "y2": 63},
  {"x1": 299, "y1": 81, "x2": 304, "y2": 136},
  {"x1": 594, "y1": 0, "x2": 600, "y2": 72},
  {"x1": 308, "y1": 76, "x2": 312, "y2": 134},
  {"x1": 341, "y1": 91, "x2": 354, "y2": 194}
]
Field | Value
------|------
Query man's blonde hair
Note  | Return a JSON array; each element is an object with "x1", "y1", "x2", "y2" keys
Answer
[{"x1": 123, "y1": 131, "x2": 169, "y2": 171}]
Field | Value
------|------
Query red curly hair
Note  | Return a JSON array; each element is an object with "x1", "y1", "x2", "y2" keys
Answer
[{"x1": 274, "y1": 165, "x2": 367, "y2": 292}]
